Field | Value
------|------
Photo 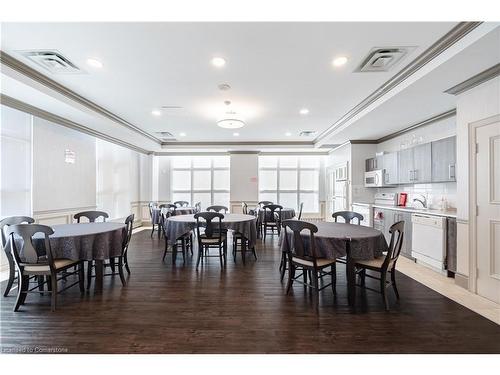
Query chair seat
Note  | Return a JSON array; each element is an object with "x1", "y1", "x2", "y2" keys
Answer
[
  {"x1": 265, "y1": 222, "x2": 278, "y2": 226},
  {"x1": 292, "y1": 257, "x2": 335, "y2": 268},
  {"x1": 200, "y1": 235, "x2": 226, "y2": 244},
  {"x1": 355, "y1": 256, "x2": 394, "y2": 270},
  {"x1": 23, "y1": 258, "x2": 79, "y2": 273}
]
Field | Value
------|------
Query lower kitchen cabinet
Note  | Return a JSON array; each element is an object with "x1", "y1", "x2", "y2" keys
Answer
[{"x1": 374, "y1": 208, "x2": 414, "y2": 260}]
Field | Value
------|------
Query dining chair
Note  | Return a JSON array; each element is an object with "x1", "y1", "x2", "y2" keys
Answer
[
  {"x1": 355, "y1": 220, "x2": 404, "y2": 310},
  {"x1": 332, "y1": 211, "x2": 364, "y2": 225},
  {"x1": 7, "y1": 224, "x2": 84, "y2": 311},
  {"x1": 194, "y1": 202, "x2": 201, "y2": 213},
  {"x1": 0, "y1": 216, "x2": 35, "y2": 297},
  {"x1": 206, "y1": 205, "x2": 229, "y2": 213},
  {"x1": 161, "y1": 211, "x2": 193, "y2": 265},
  {"x1": 297, "y1": 202, "x2": 304, "y2": 220},
  {"x1": 148, "y1": 202, "x2": 160, "y2": 237},
  {"x1": 241, "y1": 202, "x2": 248, "y2": 215},
  {"x1": 194, "y1": 212, "x2": 227, "y2": 269},
  {"x1": 174, "y1": 201, "x2": 189, "y2": 208},
  {"x1": 281, "y1": 220, "x2": 336, "y2": 311},
  {"x1": 74, "y1": 210, "x2": 109, "y2": 223},
  {"x1": 262, "y1": 204, "x2": 283, "y2": 241},
  {"x1": 258, "y1": 200, "x2": 273, "y2": 208}
]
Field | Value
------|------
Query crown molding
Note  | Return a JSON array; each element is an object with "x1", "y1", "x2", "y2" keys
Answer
[
  {"x1": 444, "y1": 63, "x2": 500, "y2": 95},
  {"x1": 161, "y1": 141, "x2": 314, "y2": 147},
  {"x1": 0, "y1": 50, "x2": 162, "y2": 145},
  {"x1": 1, "y1": 94, "x2": 152, "y2": 155},
  {"x1": 313, "y1": 21, "x2": 482, "y2": 146}
]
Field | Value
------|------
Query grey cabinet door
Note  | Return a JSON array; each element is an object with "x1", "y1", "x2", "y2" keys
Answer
[
  {"x1": 413, "y1": 143, "x2": 432, "y2": 183},
  {"x1": 382, "y1": 152, "x2": 398, "y2": 184},
  {"x1": 398, "y1": 148, "x2": 413, "y2": 184},
  {"x1": 432, "y1": 136, "x2": 456, "y2": 182}
]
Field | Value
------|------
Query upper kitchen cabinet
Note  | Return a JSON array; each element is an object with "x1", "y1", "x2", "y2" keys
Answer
[
  {"x1": 397, "y1": 143, "x2": 432, "y2": 184},
  {"x1": 398, "y1": 148, "x2": 414, "y2": 184},
  {"x1": 431, "y1": 136, "x2": 456, "y2": 182},
  {"x1": 382, "y1": 152, "x2": 398, "y2": 184},
  {"x1": 365, "y1": 155, "x2": 383, "y2": 172}
]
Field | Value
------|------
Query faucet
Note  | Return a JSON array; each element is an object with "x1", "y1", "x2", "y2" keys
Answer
[{"x1": 412, "y1": 195, "x2": 427, "y2": 209}]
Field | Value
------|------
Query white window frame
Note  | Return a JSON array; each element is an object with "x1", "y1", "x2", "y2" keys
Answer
[
  {"x1": 259, "y1": 156, "x2": 320, "y2": 213},
  {"x1": 171, "y1": 156, "x2": 230, "y2": 207}
]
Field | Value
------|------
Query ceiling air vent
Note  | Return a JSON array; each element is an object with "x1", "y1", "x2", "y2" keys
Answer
[
  {"x1": 18, "y1": 50, "x2": 83, "y2": 74},
  {"x1": 299, "y1": 130, "x2": 317, "y2": 137},
  {"x1": 355, "y1": 46, "x2": 415, "y2": 73},
  {"x1": 155, "y1": 131, "x2": 176, "y2": 141}
]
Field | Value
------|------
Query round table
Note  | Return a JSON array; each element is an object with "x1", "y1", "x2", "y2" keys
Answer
[
  {"x1": 165, "y1": 213, "x2": 257, "y2": 263},
  {"x1": 279, "y1": 221, "x2": 388, "y2": 306},
  {"x1": 151, "y1": 207, "x2": 197, "y2": 224},
  {"x1": 31, "y1": 222, "x2": 126, "y2": 293}
]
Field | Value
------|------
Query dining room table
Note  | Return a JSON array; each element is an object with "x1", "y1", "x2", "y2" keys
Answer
[
  {"x1": 279, "y1": 221, "x2": 388, "y2": 306},
  {"x1": 164, "y1": 213, "x2": 258, "y2": 263},
  {"x1": 254, "y1": 207, "x2": 296, "y2": 238},
  {"x1": 28, "y1": 222, "x2": 126, "y2": 293}
]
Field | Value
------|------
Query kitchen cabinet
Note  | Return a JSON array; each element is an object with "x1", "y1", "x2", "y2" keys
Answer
[
  {"x1": 382, "y1": 152, "x2": 398, "y2": 185},
  {"x1": 432, "y1": 136, "x2": 456, "y2": 182},
  {"x1": 397, "y1": 143, "x2": 432, "y2": 184},
  {"x1": 374, "y1": 207, "x2": 414, "y2": 260},
  {"x1": 397, "y1": 148, "x2": 413, "y2": 184}
]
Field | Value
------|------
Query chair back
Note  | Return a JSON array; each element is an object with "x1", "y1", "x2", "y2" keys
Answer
[
  {"x1": 297, "y1": 202, "x2": 304, "y2": 220},
  {"x1": 148, "y1": 202, "x2": 158, "y2": 217},
  {"x1": 122, "y1": 214, "x2": 134, "y2": 256},
  {"x1": 258, "y1": 201, "x2": 273, "y2": 208},
  {"x1": 174, "y1": 201, "x2": 189, "y2": 207},
  {"x1": 207, "y1": 205, "x2": 228, "y2": 213},
  {"x1": 384, "y1": 221, "x2": 405, "y2": 268},
  {"x1": 241, "y1": 202, "x2": 248, "y2": 215},
  {"x1": 194, "y1": 212, "x2": 224, "y2": 240},
  {"x1": 7, "y1": 224, "x2": 55, "y2": 270},
  {"x1": 0, "y1": 216, "x2": 35, "y2": 249},
  {"x1": 160, "y1": 210, "x2": 173, "y2": 238},
  {"x1": 332, "y1": 211, "x2": 363, "y2": 225},
  {"x1": 263, "y1": 204, "x2": 283, "y2": 224},
  {"x1": 194, "y1": 202, "x2": 201, "y2": 213},
  {"x1": 74, "y1": 211, "x2": 109, "y2": 223},
  {"x1": 281, "y1": 219, "x2": 319, "y2": 266}
]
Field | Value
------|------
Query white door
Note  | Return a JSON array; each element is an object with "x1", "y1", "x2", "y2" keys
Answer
[
  {"x1": 476, "y1": 119, "x2": 500, "y2": 304},
  {"x1": 326, "y1": 167, "x2": 335, "y2": 221}
]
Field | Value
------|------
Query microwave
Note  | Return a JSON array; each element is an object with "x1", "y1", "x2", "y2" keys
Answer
[{"x1": 364, "y1": 170, "x2": 391, "y2": 187}]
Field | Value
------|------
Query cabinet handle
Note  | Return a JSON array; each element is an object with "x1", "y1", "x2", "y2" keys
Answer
[
  {"x1": 385, "y1": 173, "x2": 389, "y2": 183},
  {"x1": 448, "y1": 164, "x2": 455, "y2": 179},
  {"x1": 408, "y1": 170, "x2": 413, "y2": 181},
  {"x1": 413, "y1": 169, "x2": 418, "y2": 181}
]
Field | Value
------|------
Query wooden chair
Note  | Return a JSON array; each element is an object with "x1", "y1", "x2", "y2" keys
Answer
[
  {"x1": 241, "y1": 202, "x2": 248, "y2": 214},
  {"x1": 281, "y1": 220, "x2": 336, "y2": 311},
  {"x1": 1, "y1": 216, "x2": 35, "y2": 297},
  {"x1": 174, "y1": 201, "x2": 189, "y2": 208},
  {"x1": 103, "y1": 214, "x2": 134, "y2": 284},
  {"x1": 355, "y1": 221, "x2": 404, "y2": 311},
  {"x1": 7, "y1": 224, "x2": 84, "y2": 311},
  {"x1": 194, "y1": 202, "x2": 201, "y2": 213},
  {"x1": 206, "y1": 205, "x2": 228, "y2": 213},
  {"x1": 262, "y1": 204, "x2": 283, "y2": 241},
  {"x1": 297, "y1": 202, "x2": 304, "y2": 220},
  {"x1": 258, "y1": 200, "x2": 273, "y2": 208},
  {"x1": 194, "y1": 212, "x2": 227, "y2": 269},
  {"x1": 74, "y1": 210, "x2": 109, "y2": 223},
  {"x1": 332, "y1": 211, "x2": 364, "y2": 225},
  {"x1": 161, "y1": 211, "x2": 192, "y2": 264},
  {"x1": 148, "y1": 202, "x2": 160, "y2": 237}
]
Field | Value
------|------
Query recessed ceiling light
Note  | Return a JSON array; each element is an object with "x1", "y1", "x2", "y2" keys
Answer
[
  {"x1": 233, "y1": 132, "x2": 240, "y2": 136},
  {"x1": 179, "y1": 132, "x2": 186, "y2": 137},
  {"x1": 217, "y1": 119, "x2": 245, "y2": 129},
  {"x1": 332, "y1": 56, "x2": 348, "y2": 67},
  {"x1": 285, "y1": 132, "x2": 292, "y2": 136},
  {"x1": 211, "y1": 57, "x2": 226, "y2": 68},
  {"x1": 151, "y1": 110, "x2": 161, "y2": 116},
  {"x1": 299, "y1": 108, "x2": 309, "y2": 115},
  {"x1": 86, "y1": 58, "x2": 103, "y2": 68}
]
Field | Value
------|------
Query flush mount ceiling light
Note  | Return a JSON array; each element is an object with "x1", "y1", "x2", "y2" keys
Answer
[
  {"x1": 285, "y1": 132, "x2": 292, "y2": 136},
  {"x1": 179, "y1": 132, "x2": 186, "y2": 137},
  {"x1": 86, "y1": 58, "x2": 103, "y2": 68},
  {"x1": 211, "y1": 57, "x2": 226, "y2": 68},
  {"x1": 233, "y1": 132, "x2": 240, "y2": 136},
  {"x1": 299, "y1": 108, "x2": 309, "y2": 115},
  {"x1": 217, "y1": 119, "x2": 245, "y2": 129},
  {"x1": 151, "y1": 109, "x2": 161, "y2": 116},
  {"x1": 332, "y1": 56, "x2": 348, "y2": 67}
]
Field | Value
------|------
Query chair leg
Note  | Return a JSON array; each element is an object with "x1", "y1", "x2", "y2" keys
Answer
[
  {"x1": 303, "y1": 266, "x2": 308, "y2": 286},
  {"x1": 38, "y1": 275, "x2": 45, "y2": 296},
  {"x1": 3, "y1": 256, "x2": 16, "y2": 297},
  {"x1": 280, "y1": 254, "x2": 287, "y2": 282},
  {"x1": 50, "y1": 273, "x2": 58, "y2": 312},
  {"x1": 391, "y1": 269, "x2": 400, "y2": 300},
  {"x1": 150, "y1": 225, "x2": 155, "y2": 238},
  {"x1": 286, "y1": 263, "x2": 295, "y2": 295},
  {"x1": 86, "y1": 261, "x2": 93, "y2": 289},
  {"x1": 118, "y1": 257, "x2": 126, "y2": 286},
  {"x1": 14, "y1": 274, "x2": 29, "y2": 312},
  {"x1": 162, "y1": 241, "x2": 168, "y2": 261},
  {"x1": 78, "y1": 262, "x2": 85, "y2": 293},
  {"x1": 110, "y1": 257, "x2": 116, "y2": 274},
  {"x1": 182, "y1": 239, "x2": 186, "y2": 265},
  {"x1": 252, "y1": 246, "x2": 257, "y2": 260},
  {"x1": 331, "y1": 263, "x2": 337, "y2": 294},
  {"x1": 196, "y1": 245, "x2": 202, "y2": 269},
  {"x1": 190, "y1": 234, "x2": 194, "y2": 255},
  {"x1": 360, "y1": 269, "x2": 366, "y2": 286},
  {"x1": 312, "y1": 271, "x2": 319, "y2": 311},
  {"x1": 172, "y1": 244, "x2": 178, "y2": 265},
  {"x1": 263, "y1": 225, "x2": 267, "y2": 242},
  {"x1": 124, "y1": 253, "x2": 131, "y2": 274},
  {"x1": 381, "y1": 273, "x2": 389, "y2": 311}
]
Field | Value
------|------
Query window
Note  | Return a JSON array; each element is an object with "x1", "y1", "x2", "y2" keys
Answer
[
  {"x1": 171, "y1": 156, "x2": 230, "y2": 210},
  {"x1": 259, "y1": 155, "x2": 321, "y2": 213}
]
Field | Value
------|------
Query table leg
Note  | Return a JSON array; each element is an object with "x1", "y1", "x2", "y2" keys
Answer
[
  {"x1": 346, "y1": 241, "x2": 356, "y2": 307},
  {"x1": 94, "y1": 260, "x2": 104, "y2": 294}
]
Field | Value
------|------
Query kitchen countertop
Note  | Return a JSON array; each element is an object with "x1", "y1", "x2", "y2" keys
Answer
[{"x1": 352, "y1": 202, "x2": 457, "y2": 218}]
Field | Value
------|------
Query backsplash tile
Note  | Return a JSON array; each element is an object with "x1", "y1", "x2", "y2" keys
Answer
[{"x1": 376, "y1": 182, "x2": 457, "y2": 209}]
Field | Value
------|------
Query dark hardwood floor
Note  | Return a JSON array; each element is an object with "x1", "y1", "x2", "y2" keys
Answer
[{"x1": 1, "y1": 228, "x2": 499, "y2": 354}]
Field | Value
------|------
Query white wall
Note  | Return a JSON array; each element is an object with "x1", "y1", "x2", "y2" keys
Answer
[
  {"x1": 455, "y1": 76, "x2": 500, "y2": 279},
  {"x1": 32, "y1": 117, "x2": 96, "y2": 216}
]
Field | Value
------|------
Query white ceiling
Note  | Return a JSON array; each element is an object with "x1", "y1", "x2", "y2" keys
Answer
[{"x1": 1, "y1": 22, "x2": 457, "y2": 144}]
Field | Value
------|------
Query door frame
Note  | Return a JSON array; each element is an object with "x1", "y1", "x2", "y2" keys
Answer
[{"x1": 468, "y1": 113, "x2": 500, "y2": 293}]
